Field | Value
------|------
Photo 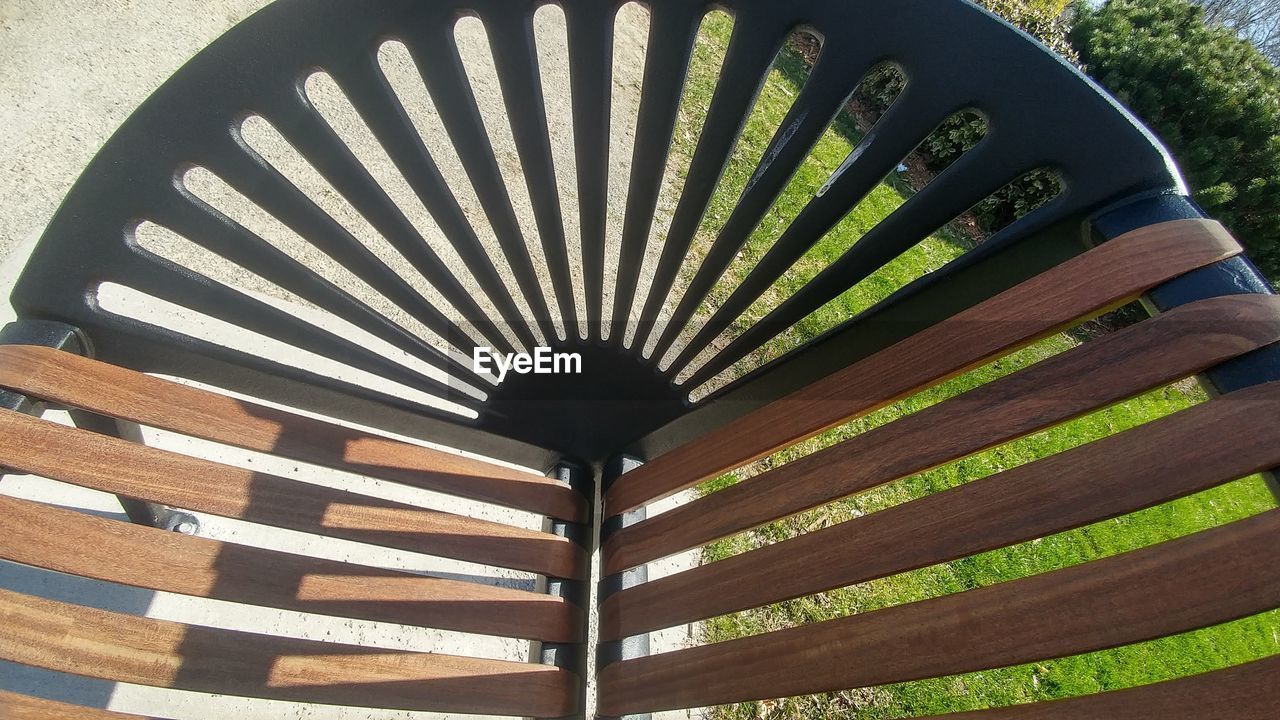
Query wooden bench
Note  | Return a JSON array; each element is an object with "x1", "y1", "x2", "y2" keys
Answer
[
  {"x1": 3, "y1": 0, "x2": 1279, "y2": 718},
  {"x1": 0, "y1": 344, "x2": 584, "y2": 718},
  {"x1": 4, "y1": 216, "x2": 1278, "y2": 717}
]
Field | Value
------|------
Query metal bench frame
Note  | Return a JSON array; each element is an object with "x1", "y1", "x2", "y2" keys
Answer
[{"x1": 3, "y1": 1, "x2": 1280, "y2": 718}]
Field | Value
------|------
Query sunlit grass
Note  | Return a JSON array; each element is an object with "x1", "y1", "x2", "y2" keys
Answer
[{"x1": 670, "y1": 16, "x2": 1280, "y2": 719}]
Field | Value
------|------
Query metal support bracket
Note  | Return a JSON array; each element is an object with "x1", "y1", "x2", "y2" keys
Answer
[
  {"x1": 540, "y1": 459, "x2": 594, "y2": 719},
  {"x1": 0, "y1": 318, "x2": 195, "y2": 531},
  {"x1": 1094, "y1": 193, "x2": 1280, "y2": 500},
  {"x1": 597, "y1": 454, "x2": 653, "y2": 720}
]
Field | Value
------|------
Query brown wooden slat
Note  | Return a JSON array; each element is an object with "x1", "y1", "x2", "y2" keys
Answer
[
  {"x1": 0, "y1": 410, "x2": 586, "y2": 580},
  {"x1": 597, "y1": 508, "x2": 1280, "y2": 715},
  {"x1": 0, "y1": 588, "x2": 577, "y2": 717},
  {"x1": 602, "y1": 293, "x2": 1280, "y2": 575},
  {"x1": 920, "y1": 654, "x2": 1280, "y2": 719},
  {"x1": 0, "y1": 344, "x2": 587, "y2": 523},
  {"x1": 0, "y1": 690, "x2": 166, "y2": 719},
  {"x1": 23, "y1": 658, "x2": 1236, "y2": 720},
  {"x1": 603, "y1": 218, "x2": 1242, "y2": 516},
  {"x1": 601, "y1": 380, "x2": 1280, "y2": 639},
  {"x1": 0, "y1": 494, "x2": 580, "y2": 642}
]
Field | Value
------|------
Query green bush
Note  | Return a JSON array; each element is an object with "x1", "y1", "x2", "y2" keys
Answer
[
  {"x1": 987, "y1": 0, "x2": 1079, "y2": 63},
  {"x1": 854, "y1": 0, "x2": 1077, "y2": 233},
  {"x1": 1072, "y1": 0, "x2": 1280, "y2": 282}
]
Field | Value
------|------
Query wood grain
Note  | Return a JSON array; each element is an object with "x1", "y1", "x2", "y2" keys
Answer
[
  {"x1": 0, "y1": 344, "x2": 587, "y2": 522},
  {"x1": 601, "y1": 380, "x2": 1280, "y2": 639},
  {"x1": 0, "y1": 410, "x2": 586, "y2": 579},
  {"x1": 0, "y1": 690, "x2": 165, "y2": 719},
  {"x1": 597, "y1": 508, "x2": 1280, "y2": 715},
  {"x1": 603, "y1": 218, "x2": 1242, "y2": 516},
  {"x1": 602, "y1": 293, "x2": 1280, "y2": 575},
  {"x1": 0, "y1": 494, "x2": 581, "y2": 642},
  {"x1": 0, "y1": 588, "x2": 577, "y2": 717},
  {"x1": 918, "y1": 655, "x2": 1280, "y2": 719}
]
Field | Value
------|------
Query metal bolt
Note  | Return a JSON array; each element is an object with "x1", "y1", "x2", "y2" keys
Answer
[{"x1": 173, "y1": 520, "x2": 198, "y2": 535}]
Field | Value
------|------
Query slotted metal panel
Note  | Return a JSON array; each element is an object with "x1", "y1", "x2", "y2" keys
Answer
[{"x1": 11, "y1": 0, "x2": 1182, "y2": 467}]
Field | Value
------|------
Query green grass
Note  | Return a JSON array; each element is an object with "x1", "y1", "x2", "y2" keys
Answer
[
  {"x1": 667, "y1": 14, "x2": 969, "y2": 389},
  {"x1": 664, "y1": 14, "x2": 1280, "y2": 718}
]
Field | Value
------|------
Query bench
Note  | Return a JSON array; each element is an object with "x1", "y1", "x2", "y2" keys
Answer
[{"x1": 2, "y1": 0, "x2": 1278, "y2": 718}]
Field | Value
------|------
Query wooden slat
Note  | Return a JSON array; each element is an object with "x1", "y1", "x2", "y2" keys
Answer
[
  {"x1": 602, "y1": 293, "x2": 1280, "y2": 574},
  {"x1": 0, "y1": 588, "x2": 577, "y2": 718},
  {"x1": 0, "y1": 344, "x2": 587, "y2": 523},
  {"x1": 0, "y1": 494, "x2": 580, "y2": 642},
  {"x1": 601, "y1": 380, "x2": 1280, "y2": 639},
  {"x1": 0, "y1": 690, "x2": 164, "y2": 719},
  {"x1": 0, "y1": 411, "x2": 586, "y2": 580},
  {"x1": 597, "y1": 508, "x2": 1280, "y2": 715},
  {"x1": 603, "y1": 218, "x2": 1242, "y2": 516},
  {"x1": 919, "y1": 655, "x2": 1280, "y2": 719}
]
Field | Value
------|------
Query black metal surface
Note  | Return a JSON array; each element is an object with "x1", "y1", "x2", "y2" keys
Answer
[
  {"x1": 646, "y1": 45, "x2": 866, "y2": 365},
  {"x1": 10, "y1": 0, "x2": 1185, "y2": 471},
  {"x1": 1094, "y1": 194, "x2": 1280, "y2": 393},
  {"x1": 657, "y1": 84, "x2": 953, "y2": 372},
  {"x1": 0, "y1": 320, "x2": 179, "y2": 528},
  {"x1": 540, "y1": 461, "x2": 593, "y2": 719},
  {"x1": 627, "y1": 214, "x2": 1091, "y2": 461},
  {"x1": 678, "y1": 142, "x2": 1035, "y2": 387},
  {"x1": 162, "y1": 183, "x2": 484, "y2": 371},
  {"x1": 0, "y1": 319, "x2": 88, "y2": 355},
  {"x1": 407, "y1": 15, "x2": 560, "y2": 345},
  {"x1": 483, "y1": 339, "x2": 685, "y2": 461},
  {"x1": 486, "y1": 10, "x2": 578, "y2": 336},
  {"x1": 632, "y1": 12, "x2": 780, "y2": 351},
  {"x1": 0, "y1": 320, "x2": 87, "y2": 415},
  {"x1": 597, "y1": 455, "x2": 652, "y2": 720},
  {"x1": 11, "y1": 1, "x2": 1280, "y2": 715},
  {"x1": 1093, "y1": 193, "x2": 1280, "y2": 502},
  {"x1": 610, "y1": 1, "x2": 704, "y2": 339},
  {"x1": 324, "y1": 60, "x2": 527, "y2": 354},
  {"x1": 564, "y1": 0, "x2": 615, "y2": 339},
  {"x1": 234, "y1": 94, "x2": 516, "y2": 356}
]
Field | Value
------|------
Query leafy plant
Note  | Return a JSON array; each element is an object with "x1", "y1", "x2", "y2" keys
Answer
[
  {"x1": 1073, "y1": 0, "x2": 1280, "y2": 282},
  {"x1": 853, "y1": 0, "x2": 1078, "y2": 233}
]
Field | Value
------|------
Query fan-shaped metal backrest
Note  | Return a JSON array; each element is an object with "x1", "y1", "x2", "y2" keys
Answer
[{"x1": 10, "y1": 0, "x2": 1181, "y2": 467}]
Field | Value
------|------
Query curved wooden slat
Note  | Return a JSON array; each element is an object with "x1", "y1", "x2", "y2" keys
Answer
[
  {"x1": 597, "y1": 508, "x2": 1280, "y2": 715},
  {"x1": 0, "y1": 494, "x2": 580, "y2": 642},
  {"x1": 602, "y1": 293, "x2": 1280, "y2": 574},
  {"x1": 601, "y1": 380, "x2": 1280, "y2": 639},
  {"x1": 0, "y1": 410, "x2": 587, "y2": 580},
  {"x1": 0, "y1": 344, "x2": 587, "y2": 523},
  {"x1": 0, "y1": 690, "x2": 165, "y2": 719},
  {"x1": 920, "y1": 655, "x2": 1280, "y2": 719},
  {"x1": 603, "y1": 218, "x2": 1242, "y2": 516},
  {"x1": 0, "y1": 588, "x2": 577, "y2": 717}
]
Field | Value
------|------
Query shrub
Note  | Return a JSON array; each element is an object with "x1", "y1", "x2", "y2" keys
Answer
[
  {"x1": 1072, "y1": 0, "x2": 1280, "y2": 282},
  {"x1": 854, "y1": 0, "x2": 1078, "y2": 233},
  {"x1": 987, "y1": 0, "x2": 1079, "y2": 63}
]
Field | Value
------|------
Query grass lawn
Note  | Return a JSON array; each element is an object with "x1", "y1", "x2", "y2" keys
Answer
[{"x1": 664, "y1": 12, "x2": 1280, "y2": 718}]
